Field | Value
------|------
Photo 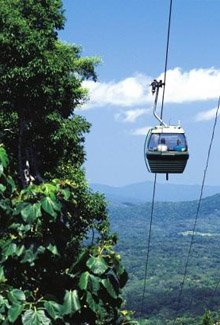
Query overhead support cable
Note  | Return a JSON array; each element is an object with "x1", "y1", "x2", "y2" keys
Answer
[
  {"x1": 140, "y1": 173, "x2": 157, "y2": 315},
  {"x1": 160, "y1": 0, "x2": 173, "y2": 120},
  {"x1": 141, "y1": 0, "x2": 173, "y2": 317}
]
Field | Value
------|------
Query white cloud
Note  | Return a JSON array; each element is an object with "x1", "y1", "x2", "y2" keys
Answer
[
  {"x1": 83, "y1": 67, "x2": 220, "y2": 109},
  {"x1": 82, "y1": 74, "x2": 151, "y2": 109},
  {"x1": 195, "y1": 107, "x2": 219, "y2": 121},
  {"x1": 115, "y1": 108, "x2": 150, "y2": 123},
  {"x1": 131, "y1": 126, "x2": 151, "y2": 136},
  {"x1": 158, "y1": 67, "x2": 220, "y2": 103}
]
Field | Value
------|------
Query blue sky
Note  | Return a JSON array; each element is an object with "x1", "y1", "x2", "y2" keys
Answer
[{"x1": 60, "y1": 0, "x2": 220, "y2": 187}]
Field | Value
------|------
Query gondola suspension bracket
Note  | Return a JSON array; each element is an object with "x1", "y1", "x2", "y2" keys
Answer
[{"x1": 150, "y1": 79, "x2": 167, "y2": 127}]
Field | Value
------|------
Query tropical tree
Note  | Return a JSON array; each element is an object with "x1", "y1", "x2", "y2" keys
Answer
[
  {"x1": 0, "y1": 1, "x2": 131, "y2": 323},
  {"x1": 0, "y1": 0, "x2": 98, "y2": 186}
]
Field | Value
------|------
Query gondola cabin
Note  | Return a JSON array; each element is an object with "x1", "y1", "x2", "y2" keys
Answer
[{"x1": 145, "y1": 125, "x2": 189, "y2": 174}]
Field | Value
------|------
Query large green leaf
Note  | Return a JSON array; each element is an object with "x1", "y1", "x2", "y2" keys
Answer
[
  {"x1": 8, "y1": 289, "x2": 26, "y2": 304},
  {"x1": 4, "y1": 243, "x2": 25, "y2": 259},
  {"x1": 70, "y1": 250, "x2": 90, "y2": 273},
  {"x1": 0, "y1": 199, "x2": 11, "y2": 213},
  {"x1": 0, "y1": 164, "x2": 3, "y2": 177},
  {"x1": 21, "y1": 248, "x2": 35, "y2": 264},
  {"x1": 89, "y1": 274, "x2": 100, "y2": 294},
  {"x1": 101, "y1": 279, "x2": 117, "y2": 299},
  {"x1": 118, "y1": 268, "x2": 128, "y2": 288},
  {"x1": 79, "y1": 271, "x2": 89, "y2": 290},
  {"x1": 8, "y1": 304, "x2": 23, "y2": 323},
  {"x1": 0, "y1": 295, "x2": 10, "y2": 309},
  {"x1": 0, "y1": 267, "x2": 6, "y2": 283},
  {"x1": 22, "y1": 309, "x2": 51, "y2": 325},
  {"x1": 21, "y1": 204, "x2": 33, "y2": 221},
  {"x1": 4, "y1": 243, "x2": 17, "y2": 258},
  {"x1": 0, "y1": 147, "x2": 9, "y2": 168},
  {"x1": 44, "y1": 301, "x2": 62, "y2": 320},
  {"x1": 61, "y1": 188, "x2": 71, "y2": 200},
  {"x1": 86, "y1": 294, "x2": 106, "y2": 319},
  {"x1": 79, "y1": 271, "x2": 100, "y2": 294},
  {"x1": 62, "y1": 290, "x2": 81, "y2": 316},
  {"x1": 41, "y1": 183, "x2": 57, "y2": 195},
  {"x1": 21, "y1": 245, "x2": 45, "y2": 264},
  {"x1": 21, "y1": 203, "x2": 42, "y2": 223},
  {"x1": 13, "y1": 202, "x2": 30, "y2": 216},
  {"x1": 41, "y1": 197, "x2": 61, "y2": 218},
  {"x1": 16, "y1": 245, "x2": 25, "y2": 257},
  {"x1": 7, "y1": 176, "x2": 16, "y2": 193},
  {"x1": 86, "y1": 256, "x2": 109, "y2": 275},
  {"x1": 86, "y1": 292, "x2": 97, "y2": 314},
  {"x1": 47, "y1": 244, "x2": 59, "y2": 256},
  {"x1": 0, "y1": 184, "x2": 6, "y2": 193},
  {"x1": 9, "y1": 223, "x2": 31, "y2": 235}
]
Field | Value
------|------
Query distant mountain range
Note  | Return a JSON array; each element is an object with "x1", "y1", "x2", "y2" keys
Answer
[{"x1": 90, "y1": 181, "x2": 220, "y2": 202}]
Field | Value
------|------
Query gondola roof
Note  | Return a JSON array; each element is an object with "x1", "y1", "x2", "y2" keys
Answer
[{"x1": 151, "y1": 125, "x2": 185, "y2": 134}]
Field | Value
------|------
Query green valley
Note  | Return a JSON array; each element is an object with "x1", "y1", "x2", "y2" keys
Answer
[{"x1": 108, "y1": 194, "x2": 220, "y2": 324}]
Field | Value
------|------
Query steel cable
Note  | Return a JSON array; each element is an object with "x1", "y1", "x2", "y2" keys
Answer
[
  {"x1": 161, "y1": 0, "x2": 173, "y2": 120},
  {"x1": 140, "y1": 0, "x2": 173, "y2": 317},
  {"x1": 140, "y1": 173, "x2": 157, "y2": 315}
]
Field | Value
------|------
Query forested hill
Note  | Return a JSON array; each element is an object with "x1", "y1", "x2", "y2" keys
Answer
[
  {"x1": 91, "y1": 181, "x2": 220, "y2": 202},
  {"x1": 108, "y1": 193, "x2": 220, "y2": 324}
]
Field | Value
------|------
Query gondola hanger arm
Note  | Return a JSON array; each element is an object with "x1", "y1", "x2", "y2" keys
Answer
[{"x1": 150, "y1": 80, "x2": 167, "y2": 127}]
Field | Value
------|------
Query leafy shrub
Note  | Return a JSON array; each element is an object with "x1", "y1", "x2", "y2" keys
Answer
[{"x1": 0, "y1": 147, "x2": 131, "y2": 324}]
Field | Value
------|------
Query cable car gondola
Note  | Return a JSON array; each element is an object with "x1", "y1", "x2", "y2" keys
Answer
[
  {"x1": 144, "y1": 80, "x2": 189, "y2": 179},
  {"x1": 144, "y1": 125, "x2": 189, "y2": 174}
]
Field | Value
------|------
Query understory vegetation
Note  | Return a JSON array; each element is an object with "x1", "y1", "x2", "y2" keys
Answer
[{"x1": 0, "y1": 147, "x2": 131, "y2": 324}]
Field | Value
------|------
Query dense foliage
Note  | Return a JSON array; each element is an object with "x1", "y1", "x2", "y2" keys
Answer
[
  {"x1": 0, "y1": 147, "x2": 130, "y2": 323},
  {"x1": 109, "y1": 196, "x2": 220, "y2": 324},
  {"x1": 0, "y1": 0, "x2": 132, "y2": 324},
  {"x1": 0, "y1": 0, "x2": 99, "y2": 186}
]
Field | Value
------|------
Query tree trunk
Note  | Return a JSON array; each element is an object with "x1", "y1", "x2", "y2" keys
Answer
[
  {"x1": 18, "y1": 111, "x2": 43, "y2": 188},
  {"x1": 18, "y1": 113, "x2": 27, "y2": 188}
]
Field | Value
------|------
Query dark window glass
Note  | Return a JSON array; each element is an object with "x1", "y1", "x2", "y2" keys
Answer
[{"x1": 148, "y1": 133, "x2": 187, "y2": 151}]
